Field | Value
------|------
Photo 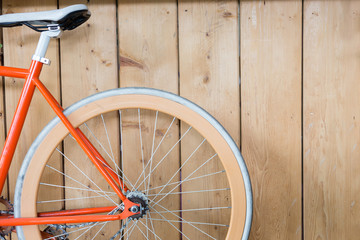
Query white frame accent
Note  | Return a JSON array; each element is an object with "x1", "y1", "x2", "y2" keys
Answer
[{"x1": 32, "y1": 28, "x2": 62, "y2": 63}]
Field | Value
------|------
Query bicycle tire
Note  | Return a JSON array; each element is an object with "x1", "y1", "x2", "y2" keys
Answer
[{"x1": 14, "y1": 87, "x2": 252, "y2": 239}]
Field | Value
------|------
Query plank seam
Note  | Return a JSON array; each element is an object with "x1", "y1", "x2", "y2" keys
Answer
[
  {"x1": 238, "y1": 0, "x2": 241, "y2": 151},
  {"x1": 176, "y1": 1, "x2": 183, "y2": 239},
  {"x1": 301, "y1": 0, "x2": 304, "y2": 239},
  {"x1": 0, "y1": 0, "x2": 10, "y2": 203},
  {"x1": 115, "y1": 0, "x2": 120, "y2": 88}
]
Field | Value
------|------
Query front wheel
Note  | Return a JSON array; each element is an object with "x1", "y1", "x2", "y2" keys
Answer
[{"x1": 14, "y1": 88, "x2": 252, "y2": 240}]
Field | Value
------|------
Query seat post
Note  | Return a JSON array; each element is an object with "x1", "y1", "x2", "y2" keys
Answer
[{"x1": 33, "y1": 25, "x2": 62, "y2": 64}]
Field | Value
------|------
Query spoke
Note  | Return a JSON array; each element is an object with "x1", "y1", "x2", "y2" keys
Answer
[
  {"x1": 146, "y1": 110, "x2": 158, "y2": 196},
  {"x1": 146, "y1": 170, "x2": 225, "y2": 192},
  {"x1": 61, "y1": 208, "x2": 117, "y2": 240},
  {"x1": 100, "y1": 114, "x2": 116, "y2": 163},
  {"x1": 138, "y1": 219, "x2": 162, "y2": 240},
  {"x1": 119, "y1": 110, "x2": 125, "y2": 192},
  {"x1": 122, "y1": 221, "x2": 136, "y2": 240},
  {"x1": 101, "y1": 114, "x2": 122, "y2": 193},
  {"x1": 147, "y1": 188, "x2": 230, "y2": 197},
  {"x1": 56, "y1": 148, "x2": 119, "y2": 206},
  {"x1": 73, "y1": 222, "x2": 103, "y2": 240},
  {"x1": 147, "y1": 211, "x2": 157, "y2": 240},
  {"x1": 135, "y1": 125, "x2": 192, "y2": 191},
  {"x1": 150, "y1": 139, "x2": 207, "y2": 203},
  {"x1": 94, "y1": 155, "x2": 134, "y2": 190},
  {"x1": 146, "y1": 214, "x2": 149, "y2": 239},
  {"x1": 44, "y1": 221, "x2": 107, "y2": 240},
  {"x1": 144, "y1": 111, "x2": 158, "y2": 238},
  {"x1": 138, "y1": 109, "x2": 147, "y2": 193},
  {"x1": 83, "y1": 123, "x2": 114, "y2": 162},
  {"x1": 111, "y1": 220, "x2": 133, "y2": 240},
  {"x1": 83, "y1": 121, "x2": 135, "y2": 190},
  {"x1": 150, "y1": 206, "x2": 231, "y2": 214},
  {"x1": 134, "y1": 222, "x2": 149, "y2": 239},
  {"x1": 149, "y1": 206, "x2": 190, "y2": 240},
  {"x1": 45, "y1": 164, "x2": 116, "y2": 205},
  {"x1": 153, "y1": 153, "x2": 218, "y2": 205},
  {"x1": 37, "y1": 194, "x2": 117, "y2": 204},
  {"x1": 132, "y1": 116, "x2": 177, "y2": 190},
  {"x1": 40, "y1": 182, "x2": 115, "y2": 195},
  {"x1": 121, "y1": 221, "x2": 133, "y2": 239},
  {"x1": 143, "y1": 218, "x2": 229, "y2": 227},
  {"x1": 126, "y1": 220, "x2": 140, "y2": 239},
  {"x1": 91, "y1": 220, "x2": 109, "y2": 240},
  {"x1": 150, "y1": 203, "x2": 217, "y2": 240}
]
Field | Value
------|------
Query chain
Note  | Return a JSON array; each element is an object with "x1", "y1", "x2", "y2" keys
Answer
[
  {"x1": 46, "y1": 205, "x2": 122, "y2": 231},
  {"x1": 0, "y1": 210, "x2": 13, "y2": 215},
  {"x1": 47, "y1": 220, "x2": 96, "y2": 231},
  {"x1": 110, "y1": 219, "x2": 131, "y2": 240},
  {"x1": 0, "y1": 197, "x2": 14, "y2": 237},
  {"x1": 46, "y1": 218, "x2": 131, "y2": 240}
]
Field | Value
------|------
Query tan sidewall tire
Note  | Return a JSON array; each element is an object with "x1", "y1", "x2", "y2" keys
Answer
[{"x1": 14, "y1": 88, "x2": 252, "y2": 240}]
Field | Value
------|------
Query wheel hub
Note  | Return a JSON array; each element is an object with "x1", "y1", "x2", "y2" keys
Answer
[{"x1": 126, "y1": 191, "x2": 149, "y2": 220}]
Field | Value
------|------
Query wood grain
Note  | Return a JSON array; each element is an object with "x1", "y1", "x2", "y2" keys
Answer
[
  {"x1": 2, "y1": 0, "x2": 60, "y2": 213},
  {"x1": 118, "y1": 0, "x2": 179, "y2": 238},
  {"x1": 240, "y1": 1, "x2": 302, "y2": 239},
  {"x1": 303, "y1": 1, "x2": 360, "y2": 239},
  {"x1": 0, "y1": 26, "x2": 9, "y2": 240},
  {"x1": 59, "y1": 0, "x2": 118, "y2": 238},
  {"x1": 179, "y1": 0, "x2": 240, "y2": 143},
  {"x1": 0, "y1": 1, "x2": 358, "y2": 239},
  {"x1": 0, "y1": 20, "x2": 7, "y2": 200},
  {"x1": 179, "y1": 1, "x2": 239, "y2": 238},
  {"x1": 1, "y1": 2, "x2": 60, "y2": 239},
  {"x1": 118, "y1": 0, "x2": 178, "y2": 91}
]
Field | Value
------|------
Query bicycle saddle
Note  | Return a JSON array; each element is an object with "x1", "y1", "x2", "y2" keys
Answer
[{"x1": 0, "y1": 4, "x2": 90, "y2": 32}]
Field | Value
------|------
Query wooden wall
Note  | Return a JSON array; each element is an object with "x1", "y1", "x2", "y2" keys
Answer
[{"x1": 0, "y1": 0, "x2": 359, "y2": 239}]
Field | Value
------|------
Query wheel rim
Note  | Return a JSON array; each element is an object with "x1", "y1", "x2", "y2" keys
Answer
[{"x1": 16, "y1": 89, "x2": 250, "y2": 240}]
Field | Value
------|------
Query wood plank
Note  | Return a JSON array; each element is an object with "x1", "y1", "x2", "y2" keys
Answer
[
  {"x1": 178, "y1": 1, "x2": 239, "y2": 239},
  {"x1": 0, "y1": 25, "x2": 9, "y2": 240},
  {"x1": 1, "y1": 2, "x2": 60, "y2": 239},
  {"x1": 59, "y1": 0, "x2": 118, "y2": 238},
  {"x1": 303, "y1": 1, "x2": 360, "y2": 239},
  {"x1": 179, "y1": 0, "x2": 240, "y2": 142},
  {"x1": 118, "y1": 0, "x2": 178, "y2": 91},
  {"x1": 240, "y1": 1, "x2": 302, "y2": 239},
  {"x1": 0, "y1": 78, "x2": 7, "y2": 199},
  {"x1": 2, "y1": 0, "x2": 60, "y2": 214},
  {"x1": 118, "y1": 0, "x2": 178, "y2": 238},
  {"x1": 0, "y1": 18, "x2": 8, "y2": 200}
]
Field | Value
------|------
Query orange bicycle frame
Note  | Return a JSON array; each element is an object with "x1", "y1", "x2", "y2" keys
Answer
[{"x1": 0, "y1": 35, "x2": 135, "y2": 227}]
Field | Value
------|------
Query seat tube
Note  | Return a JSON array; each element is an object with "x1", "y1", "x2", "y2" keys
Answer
[
  {"x1": 0, "y1": 62, "x2": 41, "y2": 194},
  {"x1": 0, "y1": 28, "x2": 62, "y2": 194}
]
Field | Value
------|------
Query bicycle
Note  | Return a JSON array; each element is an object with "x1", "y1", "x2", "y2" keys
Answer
[{"x1": 0, "y1": 4, "x2": 252, "y2": 240}]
